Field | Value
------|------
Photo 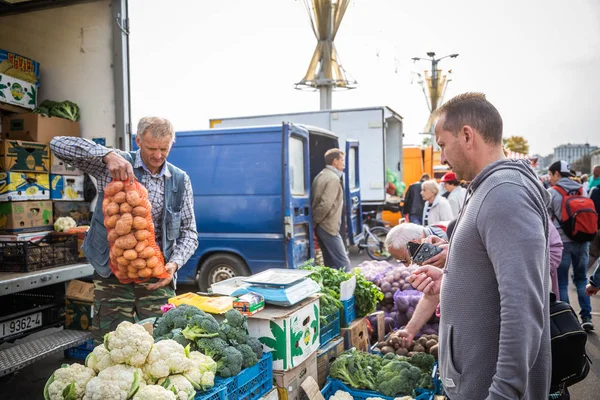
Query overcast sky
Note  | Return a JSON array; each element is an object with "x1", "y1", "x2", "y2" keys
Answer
[{"x1": 129, "y1": 0, "x2": 600, "y2": 156}]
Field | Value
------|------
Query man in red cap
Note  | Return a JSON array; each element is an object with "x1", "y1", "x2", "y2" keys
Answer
[{"x1": 440, "y1": 171, "x2": 467, "y2": 217}]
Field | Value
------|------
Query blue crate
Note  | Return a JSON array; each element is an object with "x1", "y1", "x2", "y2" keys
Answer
[
  {"x1": 215, "y1": 352, "x2": 273, "y2": 400},
  {"x1": 321, "y1": 378, "x2": 433, "y2": 400},
  {"x1": 194, "y1": 384, "x2": 227, "y2": 400},
  {"x1": 340, "y1": 297, "x2": 356, "y2": 327},
  {"x1": 319, "y1": 311, "x2": 341, "y2": 348},
  {"x1": 64, "y1": 339, "x2": 94, "y2": 360}
]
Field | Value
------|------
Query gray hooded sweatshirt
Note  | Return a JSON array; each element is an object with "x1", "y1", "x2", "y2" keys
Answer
[
  {"x1": 439, "y1": 159, "x2": 551, "y2": 400},
  {"x1": 548, "y1": 177, "x2": 583, "y2": 243}
]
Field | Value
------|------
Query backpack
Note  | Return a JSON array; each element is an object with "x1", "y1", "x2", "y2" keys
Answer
[
  {"x1": 551, "y1": 185, "x2": 598, "y2": 242},
  {"x1": 549, "y1": 292, "x2": 591, "y2": 393}
]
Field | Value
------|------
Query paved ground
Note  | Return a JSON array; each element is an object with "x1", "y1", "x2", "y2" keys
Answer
[{"x1": 1, "y1": 249, "x2": 599, "y2": 399}]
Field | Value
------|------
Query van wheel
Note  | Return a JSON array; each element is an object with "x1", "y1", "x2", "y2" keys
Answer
[{"x1": 197, "y1": 254, "x2": 250, "y2": 291}]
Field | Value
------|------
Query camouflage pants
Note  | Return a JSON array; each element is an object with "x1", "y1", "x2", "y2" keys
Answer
[{"x1": 92, "y1": 272, "x2": 174, "y2": 345}]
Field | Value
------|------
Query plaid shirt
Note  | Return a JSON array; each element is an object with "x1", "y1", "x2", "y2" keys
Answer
[{"x1": 50, "y1": 137, "x2": 198, "y2": 269}]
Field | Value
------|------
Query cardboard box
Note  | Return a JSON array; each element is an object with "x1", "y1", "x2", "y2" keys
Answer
[
  {"x1": 0, "y1": 49, "x2": 40, "y2": 85},
  {"x1": 233, "y1": 293, "x2": 265, "y2": 316},
  {"x1": 66, "y1": 279, "x2": 94, "y2": 302},
  {"x1": 51, "y1": 152, "x2": 82, "y2": 175},
  {"x1": 340, "y1": 317, "x2": 369, "y2": 352},
  {"x1": 0, "y1": 139, "x2": 49, "y2": 172},
  {"x1": 316, "y1": 336, "x2": 345, "y2": 388},
  {"x1": 248, "y1": 296, "x2": 320, "y2": 371},
  {"x1": 1, "y1": 113, "x2": 80, "y2": 143},
  {"x1": 369, "y1": 310, "x2": 386, "y2": 344},
  {"x1": 0, "y1": 230, "x2": 51, "y2": 242},
  {"x1": 0, "y1": 73, "x2": 37, "y2": 110},
  {"x1": 53, "y1": 201, "x2": 91, "y2": 225},
  {"x1": 258, "y1": 388, "x2": 278, "y2": 400},
  {"x1": 273, "y1": 352, "x2": 318, "y2": 400},
  {"x1": 50, "y1": 174, "x2": 85, "y2": 201},
  {"x1": 0, "y1": 200, "x2": 52, "y2": 233},
  {"x1": 0, "y1": 171, "x2": 49, "y2": 201},
  {"x1": 65, "y1": 298, "x2": 93, "y2": 331},
  {"x1": 64, "y1": 227, "x2": 89, "y2": 260}
]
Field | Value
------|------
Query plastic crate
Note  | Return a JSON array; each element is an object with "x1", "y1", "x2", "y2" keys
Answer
[
  {"x1": 319, "y1": 310, "x2": 341, "y2": 348},
  {"x1": 0, "y1": 233, "x2": 78, "y2": 272},
  {"x1": 195, "y1": 384, "x2": 227, "y2": 400},
  {"x1": 321, "y1": 378, "x2": 434, "y2": 400},
  {"x1": 215, "y1": 352, "x2": 273, "y2": 400},
  {"x1": 64, "y1": 339, "x2": 94, "y2": 360},
  {"x1": 340, "y1": 297, "x2": 356, "y2": 327}
]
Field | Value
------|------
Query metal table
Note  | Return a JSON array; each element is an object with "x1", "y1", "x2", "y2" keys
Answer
[{"x1": 0, "y1": 263, "x2": 94, "y2": 296}]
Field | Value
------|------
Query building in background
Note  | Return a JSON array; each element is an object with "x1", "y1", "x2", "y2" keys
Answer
[
  {"x1": 553, "y1": 143, "x2": 598, "y2": 164},
  {"x1": 591, "y1": 148, "x2": 600, "y2": 171}
]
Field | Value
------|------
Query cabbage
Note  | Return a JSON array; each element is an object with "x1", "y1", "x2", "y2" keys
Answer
[{"x1": 54, "y1": 217, "x2": 77, "y2": 232}]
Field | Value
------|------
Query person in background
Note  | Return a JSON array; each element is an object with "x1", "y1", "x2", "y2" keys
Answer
[
  {"x1": 420, "y1": 179, "x2": 453, "y2": 226},
  {"x1": 548, "y1": 160, "x2": 594, "y2": 331},
  {"x1": 384, "y1": 223, "x2": 448, "y2": 263},
  {"x1": 402, "y1": 174, "x2": 429, "y2": 225},
  {"x1": 439, "y1": 172, "x2": 467, "y2": 217},
  {"x1": 586, "y1": 260, "x2": 600, "y2": 296},
  {"x1": 588, "y1": 183, "x2": 600, "y2": 271},
  {"x1": 50, "y1": 117, "x2": 199, "y2": 344},
  {"x1": 311, "y1": 148, "x2": 350, "y2": 270},
  {"x1": 588, "y1": 165, "x2": 600, "y2": 192}
]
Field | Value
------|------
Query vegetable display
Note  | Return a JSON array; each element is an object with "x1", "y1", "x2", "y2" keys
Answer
[
  {"x1": 329, "y1": 349, "x2": 435, "y2": 398},
  {"x1": 103, "y1": 179, "x2": 170, "y2": 283},
  {"x1": 33, "y1": 99, "x2": 81, "y2": 121}
]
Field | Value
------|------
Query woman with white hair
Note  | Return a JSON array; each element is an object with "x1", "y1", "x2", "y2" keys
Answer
[
  {"x1": 420, "y1": 179, "x2": 453, "y2": 226},
  {"x1": 384, "y1": 223, "x2": 447, "y2": 263}
]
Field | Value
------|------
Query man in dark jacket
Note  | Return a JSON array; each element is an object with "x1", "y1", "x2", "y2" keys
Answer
[{"x1": 403, "y1": 173, "x2": 429, "y2": 224}]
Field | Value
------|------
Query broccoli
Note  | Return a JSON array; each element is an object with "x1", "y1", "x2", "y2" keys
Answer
[
  {"x1": 196, "y1": 337, "x2": 229, "y2": 361},
  {"x1": 408, "y1": 352, "x2": 435, "y2": 373},
  {"x1": 246, "y1": 336, "x2": 263, "y2": 360},
  {"x1": 153, "y1": 305, "x2": 207, "y2": 339},
  {"x1": 216, "y1": 346, "x2": 243, "y2": 378},
  {"x1": 376, "y1": 360, "x2": 422, "y2": 397},
  {"x1": 329, "y1": 351, "x2": 381, "y2": 391},
  {"x1": 237, "y1": 344, "x2": 258, "y2": 369},
  {"x1": 169, "y1": 329, "x2": 194, "y2": 349},
  {"x1": 418, "y1": 371, "x2": 434, "y2": 390},
  {"x1": 218, "y1": 309, "x2": 249, "y2": 345},
  {"x1": 181, "y1": 314, "x2": 220, "y2": 340}
]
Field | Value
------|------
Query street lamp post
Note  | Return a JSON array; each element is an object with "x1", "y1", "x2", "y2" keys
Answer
[{"x1": 411, "y1": 52, "x2": 459, "y2": 113}]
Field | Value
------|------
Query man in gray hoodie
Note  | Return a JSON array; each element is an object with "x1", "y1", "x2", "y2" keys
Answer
[
  {"x1": 409, "y1": 92, "x2": 551, "y2": 400},
  {"x1": 547, "y1": 160, "x2": 593, "y2": 331}
]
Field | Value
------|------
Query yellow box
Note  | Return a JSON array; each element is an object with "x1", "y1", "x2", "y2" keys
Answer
[
  {"x1": 0, "y1": 139, "x2": 49, "y2": 172},
  {"x1": 0, "y1": 171, "x2": 49, "y2": 201},
  {"x1": 168, "y1": 292, "x2": 235, "y2": 314}
]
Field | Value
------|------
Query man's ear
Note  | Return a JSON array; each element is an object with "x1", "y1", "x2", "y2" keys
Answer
[{"x1": 462, "y1": 125, "x2": 475, "y2": 147}]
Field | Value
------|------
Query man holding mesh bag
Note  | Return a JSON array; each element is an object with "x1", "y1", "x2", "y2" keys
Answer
[{"x1": 51, "y1": 117, "x2": 198, "y2": 344}]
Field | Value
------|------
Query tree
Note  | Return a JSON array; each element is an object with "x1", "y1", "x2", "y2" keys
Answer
[
  {"x1": 504, "y1": 136, "x2": 530, "y2": 155},
  {"x1": 571, "y1": 154, "x2": 592, "y2": 175},
  {"x1": 422, "y1": 136, "x2": 432, "y2": 147}
]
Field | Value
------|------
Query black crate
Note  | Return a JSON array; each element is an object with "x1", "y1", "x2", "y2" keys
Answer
[{"x1": 0, "y1": 233, "x2": 78, "y2": 273}]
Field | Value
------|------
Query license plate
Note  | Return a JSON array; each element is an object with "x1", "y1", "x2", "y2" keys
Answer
[{"x1": 0, "y1": 312, "x2": 42, "y2": 339}]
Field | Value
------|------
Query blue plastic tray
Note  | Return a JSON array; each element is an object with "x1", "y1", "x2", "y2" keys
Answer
[
  {"x1": 340, "y1": 297, "x2": 356, "y2": 327},
  {"x1": 194, "y1": 384, "x2": 227, "y2": 400},
  {"x1": 64, "y1": 339, "x2": 94, "y2": 360},
  {"x1": 321, "y1": 378, "x2": 434, "y2": 400},
  {"x1": 215, "y1": 352, "x2": 273, "y2": 400},
  {"x1": 320, "y1": 311, "x2": 341, "y2": 348}
]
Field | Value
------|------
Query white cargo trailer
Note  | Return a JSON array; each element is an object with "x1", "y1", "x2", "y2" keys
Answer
[{"x1": 210, "y1": 106, "x2": 404, "y2": 208}]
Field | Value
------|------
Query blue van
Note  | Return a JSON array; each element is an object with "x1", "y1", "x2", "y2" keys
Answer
[{"x1": 164, "y1": 123, "x2": 362, "y2": 289}]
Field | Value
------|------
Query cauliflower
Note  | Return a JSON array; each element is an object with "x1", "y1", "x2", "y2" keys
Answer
[
  {"x1": 85, "y1": 344, "x2": 114, "y2": 373},
  {"x1": 132, "y1": 385, "x2": 177, "y2": 400},
  {"x1": 104, "y1": 321, "x2": 154, "y2": 367},
  {"x1": 158, "y1": 375, "x2": 196, "y2": 400},
  {"x1": 330, "y1": 390, "x2": 354, "y2": 400},
  {"x1": 54, "y1": 216, "x2": 77, "y2": 232},
  {"x1": 83, "y1": 364, "x2": 142, "y2": 400},
  {"x1": 183, "y1": 351, "x2": 216, "y2": 390},
  {"x1": 142, "y1": 340, "x2": 191, "y2": 383},
  {"x1": 44, "y1": 363, "x2": 96, "y2": 400}
]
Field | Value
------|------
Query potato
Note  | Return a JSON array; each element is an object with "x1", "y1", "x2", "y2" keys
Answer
[
  {"x1": 120, "y1": 202, "x2": 133, "y2": 214},
  {"x1": 138, "y1": 268, "x2": 153, "y2": 278},
  {"x1": 133, "y1": 216, "x2": 148, "y2": 230},
  {"x1": 131, "y1": 258, "x2": 146, "y2": 269},
  {"x1": 139, "y1": 247, "x2": 155, "y2": 259},
  {"x1": 417, "y1": 337, "x2": 428, "y2": 347},
  {"x1": 123, "y1": 249, "x2": 138, "y2": 261},
  {"x1": 117, "y1": 263, "x2": 128, "y2": 273},
  {"x1": 429, "y1": 344, "x2": 439, "y2": 358},
  {"x1": 132, "y1": 206, "x2": 149, "y2": 217},
  {"x1": 425, "y1": 339, "x2": 437, "y2": 350},
  {"x1": 126, "y1": 191, "x2": 142, "y2": 206},
  {"x1": 127, "y1": 271, "x2": 139, "y2": 279},
  {"x1": 114, "y1": 270, "x2": 128, "y2": 280},
  {"x1": 135, "y1": 240, "x2": 148, "y2": 252},
  {"x1": 105, "y1": 181, "x2": 124, "y2": 196},
  {"x1": 146, "y1": 256, "x2": 159, "y2": 268},
  {"x1": 412, "y1": 344, "x2": 425, "y2": 353},
  {"x1": 135, "y1": 230, "x2": 151, "y2": 241},
  {"x1": 115, "y1": 233, "x2": 137, "y2": 249},
  {"x1": 102, "y1": 197, "x2": 112, "y2": 212},
  {"x1": 127, "y1": 265, "x2": 138, "y2": 274},
  {"x1": 105, "y1": 215, "x2": 119, "y2": 229},
  {"x1": 151, "y1": 265, "x2": 164, "y2": 277},
  {"x1": 396, "y1": 347, "x2": 409, "y2": 356},
  {"x1": 110, "y1": 246, "x2": 124, "y2": 258},
  {"x1": 115, "y1": 213, "x2": 133, "y2": 236},
  {"x1": 113, "y1": 192, "x2": 127, "y2": 204},
  {"x1": 107, "y1": 230, "x2": 120, "y2": 243},
  {"x1": 105, "y1": 202, "x2": 120, "y2": 216},
  {"x1": 116, "y1": 256, "x2": 130, "y2": 266}
]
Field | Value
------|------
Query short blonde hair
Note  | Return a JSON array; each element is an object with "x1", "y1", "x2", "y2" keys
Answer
[
  {"x1": 384, "y1": 223, "x2": 427, "y2": 250},
  {"x1": 137, "y1": 117, "x2": 175, "y2": 142},
  {"x1": 421, "y1": 179, "x2": 439, "y2": 195}
]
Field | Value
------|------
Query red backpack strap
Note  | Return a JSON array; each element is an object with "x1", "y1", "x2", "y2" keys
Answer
[
  {"x1": 552, "y1": 185, "x2": 567, "y2": 197},
  {"x1": 551, "y1": 185, "x2": 570, "y2": 222}
]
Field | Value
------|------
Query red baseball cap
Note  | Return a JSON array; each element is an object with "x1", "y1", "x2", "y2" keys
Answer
[{"x1": 440, "y1": 172, "x2": 457, "y2": 182}]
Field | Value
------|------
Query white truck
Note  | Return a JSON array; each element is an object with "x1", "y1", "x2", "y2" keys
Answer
[
  {"x1": 210, "y1": 106, "x2": 404, "y2": 209},
  {"x1": 0, "y1": 0, "x2": 131, "y2": 376}
]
